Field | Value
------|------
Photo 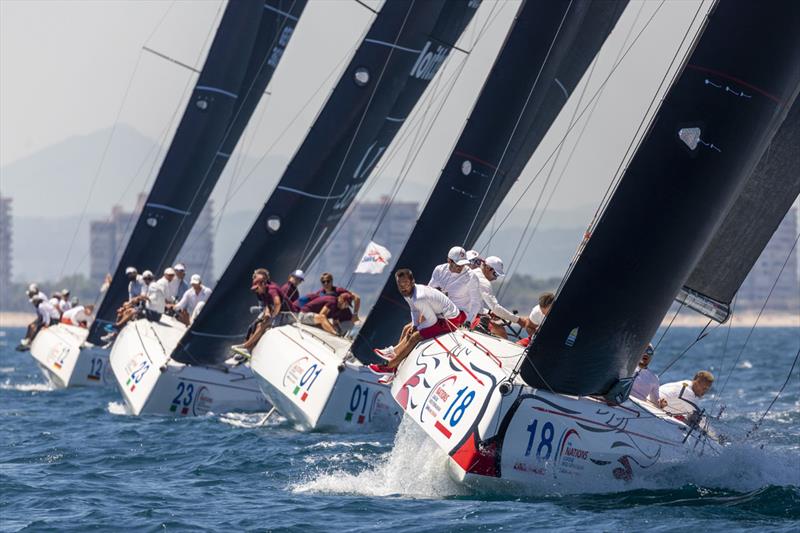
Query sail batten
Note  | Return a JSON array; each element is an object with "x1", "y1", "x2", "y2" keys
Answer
[
  {"x1": 171, "y1": 0, "x2": 482, "y2": 366},
  {"x1": 351, "y1": 0, "x2": 629, "y2": 364},
  {"x1": 520, "y1": 0, "x2": 800, "y2": 396},
  {"x1": 87, "y1": 0, "x2": 308, "y2": 345}
]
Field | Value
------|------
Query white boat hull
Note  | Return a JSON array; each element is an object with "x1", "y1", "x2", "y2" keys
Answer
[
  {"x1": 390, "y1": 329, "x2": 721, "y2": 493},
  {"x1": 108, "y1": 316, "x2": 269, "y2": 416},
  {"x1": 250, "y1": 324, "x2": 401, "y2": 432},
  {"x1": 29, "y1": 323, "x2": 111, "y2": 388}
]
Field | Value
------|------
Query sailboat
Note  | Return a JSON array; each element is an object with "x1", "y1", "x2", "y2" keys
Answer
[
  {"x1": 108, "y1": 0, "x2": 481, "y2": 417},
  {"x1": 249, "y1": 0, "x2": 629, "y2": 432},
  {"x1": 29, "y1": 0, "x2": 307, "y2": 388},
  {"x1": 386, "y1": 0, "x2": 800, "y2": 492}
]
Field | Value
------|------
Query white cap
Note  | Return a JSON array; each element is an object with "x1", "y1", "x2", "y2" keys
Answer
[
  {"x1": 466, "y1": 249, "x2": 482, "y2": 262},
  {"x1": 291, "y1": 269, "x2": 305, "y2": 280},
  {"x1": 447, "y1": 246, "x2": 470, "y2": 266},
  {"x1": 61, "y1": 289, "x2": 70, "y2": 296},
  {"x1": 125, "y1": 266, "x2": 137, "y2": 275},
  {"x1": 174, "y1": 263, "x2": 186, "y2": 272},
  {"x1": 484, "y1": 256, "x2": 506, "y2": 277},
  {"x1": 190, "y1": 274, "x2": 202, "y2": 285},
  {"x1": 164, "y1": 267, "x2": 176, "y2": 276},
  {"x1": 28, "y1": 283, "x2": 38, "y2": 293},
  {"x1": 142, "y1": 270, "x2": 154, "y2": 279}
]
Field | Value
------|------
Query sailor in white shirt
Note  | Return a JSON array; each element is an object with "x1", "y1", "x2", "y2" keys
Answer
[
  {"x1": 126, "y1": 267, "x2": 145, "y2": 301},
  {"x1": 428, "y1": 246, "x2": 482, "y2": 321},
  {"x1": 162, "y1": 267, "x2": 178, "y2": 303},
  {"x1": 630, "y1": 344, "x2": 667, "y2": 408},
  {"x1": 61, "y1": 304, "x2": 94, "y2": 327},
  {"x1": 20, "y1": 295, "x2": 58, "y2": 347},
  {"x1": 475, "y1": 256, "x2": 529, "y2": 338},
  {"x1": 37, "y1": 297, "x2": 60, "y2": 326},
  {"x1": 660, "y1": 370, "x2": 714, "y2": 419},
  {"x1": 144, "y1": 272, "x2": 170, "y2": 320},
  {"x1": 369, "y1": 268, "x2": 466, "y2": 381},
  {"x1": 174, "y1": 274, "x2": 212, "y2": 325},
  {"x1": 59, "y1": 289, "x2": 72, "y2": 312}
]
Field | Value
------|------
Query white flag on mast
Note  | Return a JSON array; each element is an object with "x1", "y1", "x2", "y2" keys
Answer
[{"x1": 354, "y1": 241, "x2": 392, "y2": 274}]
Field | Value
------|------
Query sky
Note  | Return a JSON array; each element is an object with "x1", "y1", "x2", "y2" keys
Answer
[{"x1": 7, "y1": 0, "x2": 791, "y2": 283}]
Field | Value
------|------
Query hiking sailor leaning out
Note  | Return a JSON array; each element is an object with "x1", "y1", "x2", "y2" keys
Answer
[
  {"x1": 231, "y1": 268, "x2": 295, "y2": 359},
  {"x1": 298, "y1": 291, "x2": 355, "y2": 336},
  {"x1": 428, "y1": 245, "x2": 482, "y2": 322},
  {"x1": 473, "y1": 255, "x2": 529, "y2": 338},
  {"x1": 660, "y1": 370, "x2": 714, "y2": 420},
  {"x1": 369, "y1": 268, "x2": 466, "y2": 383}
]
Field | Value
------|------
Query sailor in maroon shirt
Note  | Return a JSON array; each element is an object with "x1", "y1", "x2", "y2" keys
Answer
[
  {"x1": 298, "y1": 292, "x2": 354, "y2": 336},
  {"x1": 232, "y1": 268, "x2": 294, "y2": 358},
  {"x1": 281, "y1": 269, "x2": 305, "y2": 305},
  {"x1": 303, "y1": 272, "x2": 361, "y2": 322}
]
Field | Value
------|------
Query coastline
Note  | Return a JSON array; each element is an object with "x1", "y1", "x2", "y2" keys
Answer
[{"x1": 0, "y1": 310, "x2": 797, "y2": 329}]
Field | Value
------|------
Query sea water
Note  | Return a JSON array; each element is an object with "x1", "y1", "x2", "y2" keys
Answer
[{"x1": 1, "y1": 326, "x2": 798, "y2": 531}]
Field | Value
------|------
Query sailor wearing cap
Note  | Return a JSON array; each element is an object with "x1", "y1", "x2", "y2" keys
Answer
[
  {"x1": 174, "y1": 274, "x2": 212, "y2": 325},
  {"x1": 172, "y1": 263, "x2": 190, "y2": 301},
  {"x1": 126, "y1": 267, "x2": 145, "y2": 301},
  {"x1": 59, "y1": 289, "x2": 73, "y2": 312},
  {"x1": 475, "y1": 255, "x2": 529, "y2": 338},
  {"x1": 282, "y1": 269, "x2": 305, "y2": 304},
  {"x1": 427, "y1": 246, "x2": 482, "y2": 322},
  {"x1": 162, "y1": 267, "x2": 178, "y2": 303},
  {"x1": 466, "y1": 249, "x2": 483, "y2": 270},
  {"x1": 25, "y1": 283, "x2": 48, "y2": 303}
]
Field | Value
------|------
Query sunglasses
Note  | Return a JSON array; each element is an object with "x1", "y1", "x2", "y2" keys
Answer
[{"x1": 321, "y1": 279, "x2": 333, "y2": 284}]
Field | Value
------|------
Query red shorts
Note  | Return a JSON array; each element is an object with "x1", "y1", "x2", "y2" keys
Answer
[
  {"x1": 419, "y1": 311, "x2": 466, "y2": 339},
  {"x1": 60, "y1": 318, "x2": 73, "y2": 325}
]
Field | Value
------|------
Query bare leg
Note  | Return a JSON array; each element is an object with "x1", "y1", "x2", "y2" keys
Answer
[
  {"x1": 241, "y1": 319, "x2": 270, "y2": 351},
  {"x1": 388, "y1": 331, "x2": 423, "y2": 369},
  {"x1": 489, "y1": 321, "x2": 508, "y2": 339},
  {"x1": 314, "y1": 314, "x2": 337, "y2": 335}
]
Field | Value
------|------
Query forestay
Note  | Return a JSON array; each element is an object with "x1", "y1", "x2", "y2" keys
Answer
[
  {"x1": 351, "y1": 0, "x2": 628, "y2": 364},
  {"x1": 88, "y1": 0, "x2": 307, "y2": 345},
  {"x1": 521, "y1": 0, "x2": 800, "y2": 396},
  {"x1": 172, "y1": 0, "x2": 481, "y2": 365},
  {"x1": 677, "y1": 101, "x2": 800, "y2": 323}
]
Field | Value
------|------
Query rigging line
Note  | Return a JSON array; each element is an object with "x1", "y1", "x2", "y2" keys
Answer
[
  {"x1": 58, "y1": 1, "x2": 179, "y2": 281},
  {"x1": 746, "y1": 347, "x2": 800, "y2": 440},
  {"x1": 300, "y1": 0, "x2": 505, "y2": 272},
  {"x1": 497, "y1": 54, "x2": 602, "y2": 300},
  {"x1": 716, "y1": 230, "x2": 800, "y2": 401},
  {"x1": 189, "y1": 40, "x2": 360, "y2": 241},
  {"x1": 477, "y1": 0, "x2": 674, "y2": 253},
  {"x1": 297, "y1": 1, "x2": 418, "y2": 267},
  {"x1": 464, "y1": 0, "x2": 576, "y2": 245},
  {"x1": 496, "y1": 0, "x2": 641, "y2": 296},
  {"x1": 657, "y1": 318, "x2": 717, "y2": 377},
  {"x1": 355, "y1": 0, "x2": 378, "y2": 15},
  {"x1": 156, "y1": 0, "x2": 303, "y2": 271},
  {"x1": 588, "y1": 0, "x2": 708, "y2": 241},
  {"x1": 654, "y1": 302, "x2": 684, "y2": 351},
  {"x1": 333, "y1": 0, "x2": 506, "y2": 284}
]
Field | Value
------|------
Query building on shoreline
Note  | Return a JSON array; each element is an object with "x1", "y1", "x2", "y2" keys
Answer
[
  {"x1": 737, "y1": 204, "x2": 799, "y2": 314},
  {"x1": 89, "y1": 194, "x2": 215, "y2": 286},
  {"x1": 0, "y1": 196, "x2": 12, "y2": 306},
  {"x1": 304, "y1": 197, "x2": 418, "y2": 311}
]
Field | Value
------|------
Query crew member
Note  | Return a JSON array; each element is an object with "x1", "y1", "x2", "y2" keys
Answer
[
  {"x1": 61, "y1": 304, "x2": 94, "y2": 328},
  {"x1": 660, "y1": 370, "x2": 715, "y2": 418},
  {"x1": 298, "y1": 292, "x2": 354, "y2": 336},
  {"x1": 126, "y1": 267, "x2": 144, "y2": 301},
  {"x1": 231, "y1": 268, "x2": 289, "y2": 358},
  {"x1": 630, "y1": 344, "x2": 667, "y2": 408},
  {"x1": 517, "y1": 292, "x2": 555, "y2": 347},
  {"x1": 172, "y1": 263, "x2": 190, "y2": 301},
  {"x1": 369, "y1": 268, "x2": 465, "y2": 382},
  {"x1": 304, "y1": 273, "x2": 361, "y2": 321},
  {"x1": 282, "y1": 269, "x2": 305, "y2": 304},
  {"x1": 428, "y1": 246, "x2": 482, "y2": 322},
  {"x1": 473, "y1": 256, "x2": 529, "y2": 338},
  {"x1": 174, "y1": 274, "x2": 212, "y2": 325}
]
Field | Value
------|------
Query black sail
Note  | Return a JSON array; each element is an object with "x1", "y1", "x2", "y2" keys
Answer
[
  {"x1": 351, "y1": 0, "x2": 628, "y2": 364},
  {"x1": 172, "y1": 0, "x2": 481, "y2": 365},
  {"x1": 88, "y1": 0, "x2": 307, "y2": 345},
  {"x1": 676, "y1": 100, "x2": 800, "y2": 322},
  {"x1": 521, "y1": 0, "x2": 800, "y2": 396}
]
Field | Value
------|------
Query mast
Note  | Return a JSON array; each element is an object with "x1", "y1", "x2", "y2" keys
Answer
[
  {"x1": 677, "y1": 100, "x2": 800, "y2": 323},
  {"x1": 351, "y1": 0, "x2": 628, "y2": 363},
  {"x1": 88, "y1": 0, "x2": 307, "y2": 345},
  {"x1": 171, "y1": 0, "x2": 481, "y2": 365},
  {"x1": 520, "y1": 0, "x2": 800, "y2": 396}
]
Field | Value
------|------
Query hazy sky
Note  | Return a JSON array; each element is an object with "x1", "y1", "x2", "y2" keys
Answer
[{"x1": 4, "y1": 0, "x2": 754, "y2": 280}]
